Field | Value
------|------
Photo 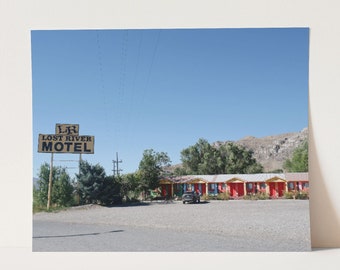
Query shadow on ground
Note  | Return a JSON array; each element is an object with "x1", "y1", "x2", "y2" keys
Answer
[{"x1": 33, "y1": 229, "x2": 124, "y2": 239}]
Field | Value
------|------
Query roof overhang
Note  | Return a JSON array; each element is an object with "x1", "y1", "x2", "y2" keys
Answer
[
  {"x1": 265, "y1": 176, "x2": 286, "y2": 183},
  {"x1": 226, "y1": 178, "x2": 246, "y2": 183},
  {"x1": 186, "y1": 178, "x2": 208, "y2": 184}
]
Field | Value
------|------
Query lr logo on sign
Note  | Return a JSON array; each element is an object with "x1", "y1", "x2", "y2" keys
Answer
[{"x1": 55, "y1": 124, "x2": 79, "y2": 135}]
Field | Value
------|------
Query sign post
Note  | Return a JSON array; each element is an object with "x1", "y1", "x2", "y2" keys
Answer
[
  {"x1": 38, "y1": 124, "x2": 94, "y2": 210},
  {"x1": 47, "y1": 153, "x2": 53, "y2": 210}
]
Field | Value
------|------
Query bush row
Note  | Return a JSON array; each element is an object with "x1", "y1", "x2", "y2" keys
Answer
[{"x1": 200, "y1": 190, "x2": 309, "y2": 201}]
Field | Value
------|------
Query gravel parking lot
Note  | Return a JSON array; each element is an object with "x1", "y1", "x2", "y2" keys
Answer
[{"x1": 33, "y1": 200, "x2": 311, "y2": 251}]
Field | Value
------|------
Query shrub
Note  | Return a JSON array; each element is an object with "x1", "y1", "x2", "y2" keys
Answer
[
  {"x1": 243, "y1": 194, "x2": 258, "y2": 200},
  {"x1": 297, "y1": 189, "x2": 309, "y2": 200},
  {"x1": 242, "y1": 191, "x2": 269, "y2": 200},
  {"x1": 257, "y1": 192, "x2": 269, "y2": 200},
  {"x1": 254, "y1": 190, "x2": 270, "y2": 200},
  {"x1": 284, "y1": 189, "x2": 309, "y2": 200},
  {"x1": 201, "y1": 194, "x2": 210, "y2": 201},
  {"x1": 33, "y1": 188, "x2": 46, "y2": 213},
  {"x1": 216, "y1": 192, "x2": 230, "y2": 200},
  {"x1": 202, "y1": 194, "x2": 223, "y2": 201},
  {"x1": 284, "y1": 191, "x2": 295, "y2": 199}
]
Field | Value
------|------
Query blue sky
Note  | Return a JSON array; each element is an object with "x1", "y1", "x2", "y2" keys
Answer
[{"x1": 32, "y1": 28, "x2": 309, "y2": 177}]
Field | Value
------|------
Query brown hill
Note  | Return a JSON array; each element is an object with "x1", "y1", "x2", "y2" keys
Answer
[
  {"x1": 231, "y1": 127, "x2": 308, "y2": 172},
  {"x1": 169, "y1": 128, "x2": 308, "y2": 173}
]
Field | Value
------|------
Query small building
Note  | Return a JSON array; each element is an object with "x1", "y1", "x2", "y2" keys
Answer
[
  {"x1": 159, "y1": 172, "x2": 308, "y2": 199},
  {"x1": 285, "y1": 172, "x2": 309, "y2": 192}
]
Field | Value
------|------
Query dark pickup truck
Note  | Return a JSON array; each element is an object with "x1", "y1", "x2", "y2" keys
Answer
[{"x1": 182, "y1": 191, "x2": 200, "y2": 204}]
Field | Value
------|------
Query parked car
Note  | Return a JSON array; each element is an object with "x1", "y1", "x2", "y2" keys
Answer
[{"x1": 182, "y1": 191, "x2": 200, "y2": 204}]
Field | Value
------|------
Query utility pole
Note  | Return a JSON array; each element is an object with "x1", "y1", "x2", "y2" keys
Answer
[
  {"x1": 76, "y1": 153, "x2": 82, "y2": 205},
  {"x1": 112, "y1": 152, "x2": 122, "y2": 176}
]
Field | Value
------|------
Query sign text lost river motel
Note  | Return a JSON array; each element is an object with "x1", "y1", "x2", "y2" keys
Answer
[{"x1": 38, "y1": 124, "x2": 95, "y2": 154}]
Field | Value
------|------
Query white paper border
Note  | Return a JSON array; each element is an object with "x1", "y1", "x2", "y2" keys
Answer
[{"x1": 1, "y1": 0, "x2": 339, "y2": 269}]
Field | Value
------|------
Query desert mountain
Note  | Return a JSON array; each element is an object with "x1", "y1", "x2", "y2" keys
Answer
[
  {"x1": 217, "y1": 128, "x2": 308, "y2": 172},
  {"x1": 170, "y1": 128, "x2": 308, "y2": 173}
]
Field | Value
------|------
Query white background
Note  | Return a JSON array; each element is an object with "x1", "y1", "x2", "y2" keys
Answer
[{"x1": 0, "y1": 0, "x2": 339, "y2": 269}]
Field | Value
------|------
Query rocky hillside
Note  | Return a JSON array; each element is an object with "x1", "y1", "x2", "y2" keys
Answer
[
  {"x1": 213, "y1": 127, "x2": 308, "y2": 172},
  {"x1": 169, "y1": 128, "x2": 308, "y2": 173}
]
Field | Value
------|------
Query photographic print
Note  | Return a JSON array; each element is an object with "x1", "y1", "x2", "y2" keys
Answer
[{"x1": 32, "y1": 28, "x2": 310, "y2": 251}]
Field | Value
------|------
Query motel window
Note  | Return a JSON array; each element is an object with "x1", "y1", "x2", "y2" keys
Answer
[
  {"x1": 246, "y1": 183, "x2": 253, "y2": 190},
  {"x1": 260, "y1": 183, "x2": 266, "y2": 189},
  {"x1": 302, "y1": 183, "x2": 309, "y2": 189},
  {"x1": 288, "y1": 182, "x2": 294, "y2": 189}
]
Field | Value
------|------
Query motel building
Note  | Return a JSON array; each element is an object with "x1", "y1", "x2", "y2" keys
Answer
[{"x1": 158, "y1": 172, "x2": 309, "y2": 199}]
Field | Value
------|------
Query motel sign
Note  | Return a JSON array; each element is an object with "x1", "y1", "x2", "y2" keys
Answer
[
  {"x1": 38, "y1": 123, "x2": 94, "y2": 210},
  {"x1": 38, "y1": 124, "x2": 94, "y2": 154}
]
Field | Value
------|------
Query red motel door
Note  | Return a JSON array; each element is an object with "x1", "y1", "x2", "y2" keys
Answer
[
  {"x1": 229, "y1": 183, "x2": 244, "y2": 196},
  {"x1": 277, "y1": 182, "x2": 285, "y2": 197},
  {"x1": 269, "y1": 183, "x2": 276, "y2": 197},
  {"x1": 201, "y1": 184, "x2": 206, "y2": 195},
  {"x1": 236, "y1": 183, "x2": 244, "y2": 196}
]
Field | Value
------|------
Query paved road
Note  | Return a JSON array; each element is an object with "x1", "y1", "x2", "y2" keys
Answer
[
  {"x1": 33, "y1": 200, "x2": 311, "y2": 252},
  {"x1": 33, "y1": 221, "x2": 239, "y2": 252}
]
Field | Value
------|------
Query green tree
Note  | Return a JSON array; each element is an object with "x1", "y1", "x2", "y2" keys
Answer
[
  {"x1": 101, "y1": 175, "x2": 122, "y2": 205},
  {"x1": 119, "y1": 173, "x2": 141, "y2": 202},
  {"x1": 76, "y1": 160, "x2": 121, "y2": 205},
  {"x1": 137, "y1": 149, "x2": 171, "y2": 195},
  {"x1": 35, "y1": 163, "x2": 51, "y2": 207},
  {"x1": 219, "y1": 142, "x2": 263, "y2": 174},
  {"x1": 180, "y1": 139, "x2": 263, "y2": 174},
  {"x1": 283, "y1": 141, "x2": 308, "y2": 172},
  {"x1": 173, "y1": 166, "x2": 188, "y2": 176},
  {"x1": 180, "y1": 138, "x2": 221, "y2": 174},
  {"x1": 34, "y1": 163, "x2": 74, "y2": 208},
  {"x1": 52, "y1": 167, "x2": 75, "y2": 207}
]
